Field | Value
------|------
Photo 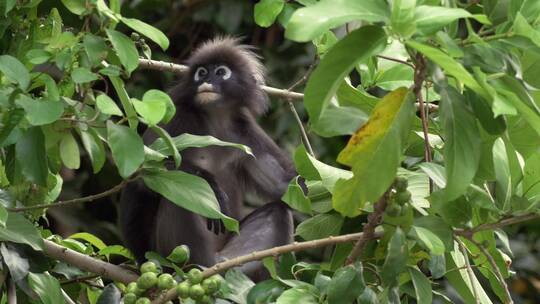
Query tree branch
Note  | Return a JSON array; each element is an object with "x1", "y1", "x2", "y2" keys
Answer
[
  {"x1": 43, "y1": 240, "x2": 139, "y2": 284},
  {"x1": 137, "y1": 58, "x2": 438, "y2": 112},
  {"x1": 151, "y1": 230, "x2": 384, "y2": 304},
  {"x1": 8, "y1": 178, "x2": 134, "y2": 212},
  {"x1": 345, "y1": 191, "x2": 389, "y2": 265},
  {"x1": 457, "y1": 238, "x2": 481, "y2": 304}
]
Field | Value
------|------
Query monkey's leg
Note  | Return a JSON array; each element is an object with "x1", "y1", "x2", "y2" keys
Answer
[
  {"x1": 217, "y1": 202, "x2": 293, "y2": 281},
  {"x1": 154, "y1": 199, "x2": 221, "y2": 266}
]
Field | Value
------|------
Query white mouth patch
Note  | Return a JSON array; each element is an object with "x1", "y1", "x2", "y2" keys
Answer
[
  {"x1": 196, "y1": 83, "x2": 220, "y2": 104},
  {"x1": 196, "y1": 92, "x2": 220, "y2": 104}
]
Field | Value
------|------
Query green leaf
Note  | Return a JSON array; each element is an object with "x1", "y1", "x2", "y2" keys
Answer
[
  {"x1": 410, "y1": 226, "x2": 445, "y2": 255},
  {"x1": 310, "y1": 104, "x2": 368, "y2": 137},
  {"x1": 247, "y1": 280, "x2": 285, "y2": 304},
  {"x1": 446, "y1": 243, "x2": 493, "y2": 304},
  {"x1": 0, "y1": 205, "x2": 7, "y2": 227},
  {"x1": 282, "y1": 176, "x2": 312, "y2": 214},
  {"x1": 26, "y1": 49, "x2": 52, "y2": 65},
  {"x1": 304, "y1": 26, "x2": 387, "y2": 123},
  {"x1": 96, "y1": 94, "x2": 123, "y2": 116},
  {"x1": 285, "y1": 0, "x2": 389, "y2": 42},
  {"x1": 432, "y1": 86, "x2": 480, "y2": 202},
  {"x1": 296, "y1": 213, "x2": 343, "y2": 241},
  {"x1": 254, "y1": 0, "x2": 285, "y2": 27},
  {"x1": 409, "y1": 267, "x2": 432, "y2": 304},
  {"x1": 83, "y1": 34, "x2": 109, "y2": 66},
  {"x1": 71, "y1": 67, "x2": 98, "y2": 83},
  {"x1": 381, "y1": 228, "x2": 408, "y2": 286},
  {"x1": 106, "y1": 29, "x2": 139, "y2": 74},
  {"x1": 109, "y1": 76, "x2": 138, "y2": 128},
  {"x1": 327, "y1": 263, "x2": 365, "y2": 304},
  {"x1": 150, "y1": 125, "x2": 181, "y2": 168},
  {"x1": 59, "y1": 132, "x2": 80, "y2": 169},
  {"x1": 98, "y1": 245, "x2": 134, "y2": 260},
  {"x1": 61, "y1": 0, "x2": 87, "y2": 15},
  {"x1": 523, "y1": 153, "x2": 540, "y2": 202},
  {"x1": 131, "y1": 97, "x2": 166, "y2": 126},
  {"x1": 142, "y1": 169, "x2": 239, "y2": 232},
  {"x1": 106, "y1": 121, "x2": 144, "y2": 178},
  {"x1": 143, "y1": 89, "x2": 175, "y2": 124},
  {"x1": 333, "y1": 88, "x2": 415, "y2": 217},
  {"x1": 79, "y1": 128, "x2": 106, "y2": 173},
  {"x1": 376, "y1": 64, "x2": 414, "y2": 91},
  {"x1": 406, "y1": 41, "x2": 486, "y2": 99},
  {"x1": 16, "y1": 127, "x2": 48, "y2": 186},
  {"x1": 513, "y1": 13, "x2": 540, "y2": 48},
  {"x1": 0, "y1": 243, "x2": 29, "y2": 281},
  {"x1": 276, "y1": 287, "x2": 318, "y2": 304},
  {"x1": 0, "y1": 213, "x2": 44, "y2": 250},
  {"x1": 293, "y1": 145, "x2": 352, "y2": 193},
  {"x1": 16, "y1": 95, "x2": 64, "y2": 126},
  {"x1": 415, "y1": 6, "x2": 472, "y2": 35},
  {"x1": 151, "y1": 133, "x2": 253, "y2": 156},
  {"x1": 69, "y1": 232, "x2": 107, "y2": 250},
  {"x1": 28, "y1": 273, "x2": 64, "y2": 304},
  {"x1": 0, "y1": 55, "x2": 30, "y2": 90},
  {"x1": 120, "y1": 18, "x2": 169, "y2": 51},
  {"x1": 390, "y1": 0, "x2": 416, "y2": 38}
]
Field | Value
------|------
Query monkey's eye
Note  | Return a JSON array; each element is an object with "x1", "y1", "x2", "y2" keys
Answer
[
  {"x1": 215, "y1": 65, "x2": 232, "y2": 80},
  {"x1": 194, "y1": 67, "x2": 208, "y2": 82}
]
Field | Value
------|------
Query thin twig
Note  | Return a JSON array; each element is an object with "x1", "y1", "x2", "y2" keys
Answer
[
  {"x1": 284, "y1": 61, "x2": 318, "y2": 156},
  {"x1": 457, "y1": 238, "x2": 481, "y2": 304},
  {"x1": 8, "y1": 178, "x2": 134, "y2": 212},
  {"x1": 412, "y1": 53, "x2": 433, "y2": 192},
  {"x1": 151, "y1": 230, "x2": 384, "y2": 304},
  {"x1": 59, "y1": 274, "x2": 101, "y2": 285},
  {"x1": 345, "y1": 191, "x2": 389, "y2": 265},
  {"x1": 465, "y1": 237, "x2": 513, "y2": 304},
  {"x1": 455, "y1": 213, "x2": 540, "y2": 238},
  {"x1": 43, "y1": 240, "x2": 139, "y2": 284},
  {"x1": 377, "y1": 55, "x2": 415, "y2": 69}
]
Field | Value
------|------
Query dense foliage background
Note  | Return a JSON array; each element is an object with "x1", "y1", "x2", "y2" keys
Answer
[{"x1": 0, "y1": 0, "x2": 539, "y2": 303}]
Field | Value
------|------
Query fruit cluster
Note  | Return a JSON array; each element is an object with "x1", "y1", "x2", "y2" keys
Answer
[
  {"x1": 386, "y1": 176, "x2": 412, "y2": 217},
  {"x1": 121, "y1": 245, "x2": 222, "y2": 304}
]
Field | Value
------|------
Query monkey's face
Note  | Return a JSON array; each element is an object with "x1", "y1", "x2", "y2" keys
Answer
[{"x1": 191, "y1": 64, "x2": 235, "y2": 105}]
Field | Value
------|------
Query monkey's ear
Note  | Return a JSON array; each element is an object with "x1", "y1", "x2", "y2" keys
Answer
[{"x1": 247, "y1": 87, "x2": 269, "y2": 116}]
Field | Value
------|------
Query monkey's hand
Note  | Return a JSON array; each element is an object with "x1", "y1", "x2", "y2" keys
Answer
[{"x1": 207, "y1": 188, "x2": 230, "y2": 234}]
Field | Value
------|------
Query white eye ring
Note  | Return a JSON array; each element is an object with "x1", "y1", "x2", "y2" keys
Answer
[
  {"x1": 215, "y1": 65, "x2": 232, "y2": 80},
  {"x1": 194, "y1": 67, "x2": 208, "y2": 82}
]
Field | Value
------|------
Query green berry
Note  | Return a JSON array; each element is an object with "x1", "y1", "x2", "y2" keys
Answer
[
  {"x1": 123, "y1": 293, "x2": 137, "y2": 304},
  {"x1": 199, "y1": 295, "x2": 212, "y2": 304},
  {"x1": 386, "y1": 204, "x2": 402, "y2": 217},
  {"x1": 137, "y1": 272, "x2": 158, "y2": 290},
  {"x1": 135, "y1": 297, "x2": 150, "y2": 304},
  {"x1": 394, "y1": 177, "x2": 408, "y2": 191},
  {"x1": 202, "y1": 278, "x2": 219, "y2": 294},
  {"x1": 395, "y1": 190, "x2": 412, "y2": 204},
  {"x1": 157, "y1": 273, "x2": 176, "y2": 290},
  {"x1": 126, "y1": 282, "x2": 138, "y2": 294},
  {"x1": 131, "y1": 32, "x2": 140, "y2": 40},
  {"x1": 189, "y1": 283, "x2": 205, "y2": 300},
  {"x1": 168, "y1": 245, "x2": 190, "y2": 264},
  {"x1": 187, "y1": 268, "x2": 203, "y2": 284},
  {"x1": 177, "y1": 281, "x2": 190, "y2": 299},
  {"x1": 140, "y1": 261, "x2": 158, "y2": 274}
]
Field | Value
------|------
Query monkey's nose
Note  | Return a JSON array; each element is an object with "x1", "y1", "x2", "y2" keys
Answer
[{"x1": 198, "y1": 82, "x2": 215, "y2": 93}]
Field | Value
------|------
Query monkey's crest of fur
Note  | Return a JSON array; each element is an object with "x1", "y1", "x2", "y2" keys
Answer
[{"x1": 189, "y1": 36, "x2": 265, "y2": 85}]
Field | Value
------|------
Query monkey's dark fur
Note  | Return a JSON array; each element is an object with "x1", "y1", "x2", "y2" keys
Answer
[{"x1": 120, "y1": 38, "x2": 295, "y2": 280}]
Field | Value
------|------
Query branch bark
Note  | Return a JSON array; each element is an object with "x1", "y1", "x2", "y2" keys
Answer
[
  {"x1": 43, "y1": 240, "x2": 139, "y2": 284},
  {"x1": 151, "y1": 230, "x2": 383, "y2": 304},
  {"x1": 345, "y1": 192, "x2": 389, "y2": 265},
  {"x1": 8, "y1": 178, "x2": 134, "y2": 212}
]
